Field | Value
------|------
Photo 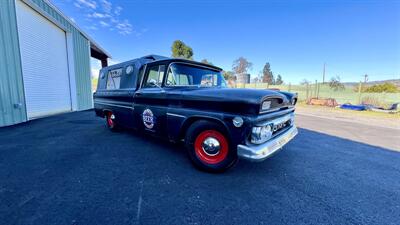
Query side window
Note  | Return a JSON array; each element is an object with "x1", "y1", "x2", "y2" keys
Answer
[
  {"x1": 201, "y1": 74, "x2": 217, "y2": 86},
  {"x1": 106, "y1": 68, "x2": 123, "y2": 90},
  {"x1": 178, "y1": 74, "x2": 190, "y2": 85},
  {"x1": 166, "y1": 68, "x2": 191, "y2": 86},
  {"x1": 143, "y1": 65, "x2": 165, "y2": 88},
  {"x1": 166, "y1": 68, "x2": 176, "y2": 86}
]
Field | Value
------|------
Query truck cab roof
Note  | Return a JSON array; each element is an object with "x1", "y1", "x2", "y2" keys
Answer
[
  {"x1": 100, "y1": 55, "x2": 222, "y2": 73},
  {"x1": 96, "y1": 55, "x2": 223, "y2": 91}
]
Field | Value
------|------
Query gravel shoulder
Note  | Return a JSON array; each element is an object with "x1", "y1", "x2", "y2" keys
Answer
[{"x1": 296, "y1": 104, "x2": 400, "y2": 130}]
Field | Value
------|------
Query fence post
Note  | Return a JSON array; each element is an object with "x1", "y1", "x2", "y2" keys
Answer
[
  {"x1": 314, "y1": 80, "x2": 318, "y2": 98},
  {"x1": 358, "y1": 81, "x2": 362, "y2": 104},
  {"x1": 306, "y1": 83, "x2": 309, "y2": 101}
]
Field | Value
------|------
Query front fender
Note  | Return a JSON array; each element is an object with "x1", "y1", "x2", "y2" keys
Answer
[{"x1": 166, "y1": 108, "x2": 248, "y2": 147}]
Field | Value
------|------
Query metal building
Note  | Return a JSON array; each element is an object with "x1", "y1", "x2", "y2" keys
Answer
[{"x1": 0, "y1": 0, "x2": 110, "y2": 127}]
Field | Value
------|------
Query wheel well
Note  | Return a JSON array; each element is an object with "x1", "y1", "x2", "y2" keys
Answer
[
  {"x1": 179, "y1": 116, "x2": 230, "y2": 140},
  {"x1": 102, "y1": 109, "x2": 112, "y2": 118}
]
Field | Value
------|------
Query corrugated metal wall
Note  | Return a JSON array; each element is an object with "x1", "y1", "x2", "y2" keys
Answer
[
  {"x1": 0, "y1": 0, "x2": 94, "y2": 126},
  {"x1": 0, "y1": 0, "x2": 27, "y2": 126},
  {"x1": 73, "y1": 36, "x2": 93, "y2": 110}
]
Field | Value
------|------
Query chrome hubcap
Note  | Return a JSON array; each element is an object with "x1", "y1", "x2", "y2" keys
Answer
[{"x1": 202, "y1": 137, "x2": 221, "y2": 156}]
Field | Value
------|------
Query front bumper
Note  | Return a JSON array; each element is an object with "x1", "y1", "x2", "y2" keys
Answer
[{"x1": 237, "y1": 125, "x2": 298, "y2": 162}]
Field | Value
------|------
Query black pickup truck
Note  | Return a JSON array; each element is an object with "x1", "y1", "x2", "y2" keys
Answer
[{"x1": 94, "y1": 55, "x2": 298, "y2": 172}]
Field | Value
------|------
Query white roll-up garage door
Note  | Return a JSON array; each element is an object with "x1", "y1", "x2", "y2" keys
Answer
[{"x1": 16, "y1": 0, "x2": 72, "y2": 119}]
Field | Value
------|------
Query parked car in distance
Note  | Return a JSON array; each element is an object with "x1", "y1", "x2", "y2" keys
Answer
[{"x1": 94, "y1": 55, "x2": 298, "y2": 172}]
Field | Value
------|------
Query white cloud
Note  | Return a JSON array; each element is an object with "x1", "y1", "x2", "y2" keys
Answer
[
  {"x1": 73, "y1": 2, "x2": 82, "y2": 8},
  {"x1": 99, "y1": 21, "x2": 110, "y2": 27},
  {"x1": 101, "y1": 0, "x2": 112, "y2": 13},
  {"x1": 75, "y1": 0, "x2": 97, "y2": 10},
  {"x1": 114, "y1": 6, "x2": 122, "y2": 16},
  {"x1": 87, "y1": 12, "x2": 111, "y2": 18},
  {"x1": 91, "y1": 68, "x2": 100, "y2": 78},
  {"x1": 134, "y1": 28, "x2": 149, "y2": 37},
  {"x1": 108, "y1": 59, "x2": 120, "y2": 65},
  {"x1": 110, "y1": 18, "x2": 118, "y2": 23},
  {"x1": 86, "y1": 25, "x2": 98, "y2": 30},
  {"x1": 116, "y1": 20, "x2": 133, "y2": 35},
  {"x1": 90, "y1": 58, "x2": 101, "y2": 78},
  {"x1": 72, "y1": 0, "x2": 144, "y2": 37}
]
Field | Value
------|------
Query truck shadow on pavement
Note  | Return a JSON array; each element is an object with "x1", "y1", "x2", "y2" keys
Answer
[{"x1": 0, "y1": 110, "x2": 399, "y2": 225}]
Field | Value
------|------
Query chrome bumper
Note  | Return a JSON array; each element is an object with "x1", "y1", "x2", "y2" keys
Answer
[{"x1": 237, "y1": 125, "x2": 298, "y2": 162}]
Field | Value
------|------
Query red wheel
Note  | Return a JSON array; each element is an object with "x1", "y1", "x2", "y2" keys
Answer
[
  {"x1": 194, "y1": 130, "x2": 228, "y2": 164},
  {"x1": 105, "y1": 111, "x2": 118, "y2": 130},
  {"x1": 185, "y1": 120, "x2": 238, "y2": 172},
  {"x1": 107, "y1": 113, "x2": 114, "y2": 127}
]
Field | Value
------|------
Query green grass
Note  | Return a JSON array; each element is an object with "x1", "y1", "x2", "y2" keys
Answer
[{"x1": 237, "y1": 83, "x2": 400, "y2": 105}]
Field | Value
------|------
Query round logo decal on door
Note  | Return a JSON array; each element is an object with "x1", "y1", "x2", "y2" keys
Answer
[{"x1": 142, "y1": 109, "x2": 155, "y2": 129}]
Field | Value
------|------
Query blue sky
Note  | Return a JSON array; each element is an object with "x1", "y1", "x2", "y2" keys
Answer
[{"x1": 52, "y1": 0, "x2": 400, "y2": 84}]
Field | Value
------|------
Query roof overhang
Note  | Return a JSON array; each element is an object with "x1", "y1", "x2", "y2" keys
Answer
[{"x1": 90, "y1": 42, "x2": 110, "y2": 60}]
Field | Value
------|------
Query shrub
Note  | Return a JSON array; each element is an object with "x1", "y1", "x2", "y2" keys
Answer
[{"x1": 364, "y1": 82, "x2": 399, "y2": 93}]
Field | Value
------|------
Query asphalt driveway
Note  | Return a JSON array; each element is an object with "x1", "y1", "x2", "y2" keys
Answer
[{"x1": 0, "y1": 110, "x2": 399, "y2": 225}]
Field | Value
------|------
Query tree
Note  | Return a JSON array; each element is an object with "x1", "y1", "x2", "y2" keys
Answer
[
  {"x1": 275, "y1": 74, "x2": 283, "y2": 85},
  {"x1": 222, "y1": 71, "x2": 235, "y2": 81},
  {"x1": 171, "y1": 40, "x2": 193, "y2": 60},
  {"x1": 232, "y1": 57, "x2": 252, "y2": 75},
  {"x1": 201, "y1": 59, "x2": 213, "y2": 65},
  {"x1": 328, "y1": 76, "x2": 345, "y2": 91},
  {"x1": 262, "y1": 63, "x2": 274, "y2": 84},
  {"x1": 300, "y1": 79, "x2": 311, "y2": 85}
]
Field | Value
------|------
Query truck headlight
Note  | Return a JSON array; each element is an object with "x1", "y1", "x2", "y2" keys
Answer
[
  {"x1": 261, "y1": 101, "x2": 271, "y2": 111},
  {"x1": 251, "y1": 125, "x2": 273, "y2": 144},
  {"x1": 291, "y1": 98, "x2": 297, "y2": 105}
]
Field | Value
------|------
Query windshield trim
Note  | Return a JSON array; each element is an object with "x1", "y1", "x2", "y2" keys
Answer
[{"x1": 165, "y1": 62, "x2": 225, "y2": 87}]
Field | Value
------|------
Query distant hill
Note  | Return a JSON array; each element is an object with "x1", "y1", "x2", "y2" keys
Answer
[{"x1": 343, "y1": 79, "x2": 400, "y2": 87}]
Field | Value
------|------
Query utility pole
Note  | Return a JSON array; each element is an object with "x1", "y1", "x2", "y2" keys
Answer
[
  {"x1": 364, "y1": 74, "x2": 368, "y2": 84},
  {"x1": 322, "y1": 63, "x2": 326, "y2": 84},
  {"x1": 358, "y1": 81, "x2": 362, "y2": 104}
]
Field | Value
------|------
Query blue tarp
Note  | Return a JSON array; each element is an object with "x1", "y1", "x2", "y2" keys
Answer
[{"x1": 340, "y1": 104, "x2": 367, "y2": 111}]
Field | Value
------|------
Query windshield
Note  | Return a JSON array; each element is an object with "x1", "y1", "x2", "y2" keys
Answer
[{"x1": 166, "y1": 63, "x2": 227, "y2": 87}]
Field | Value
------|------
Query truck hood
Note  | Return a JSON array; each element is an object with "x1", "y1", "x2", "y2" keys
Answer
[
  {"x1": 180, "y1": 87, "x2": 289, "y2": 104},
  {"x1": 175, "y1": 87, "x2": 293, "y2": 115}
]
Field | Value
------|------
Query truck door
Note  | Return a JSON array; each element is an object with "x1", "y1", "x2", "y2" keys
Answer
[{"x1": 133, "y1": 64, "x2": 167, "y2": 135}]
